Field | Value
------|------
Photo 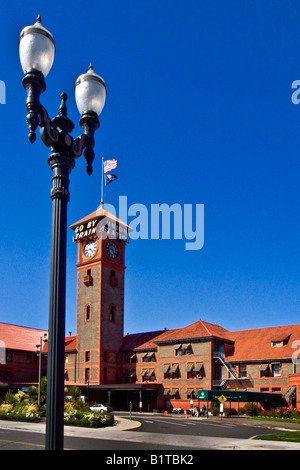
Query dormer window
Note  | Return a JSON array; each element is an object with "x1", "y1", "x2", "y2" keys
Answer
[{"x1": 272, "y1": 340, "x2": 283, "y2": 347}]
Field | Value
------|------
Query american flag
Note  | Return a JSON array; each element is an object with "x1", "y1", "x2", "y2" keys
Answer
[{"x1": 104, "y1": 159, "x2": 117, "y2": 174}]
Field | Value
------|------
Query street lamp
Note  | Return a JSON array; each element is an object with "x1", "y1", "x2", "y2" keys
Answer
[{"x1": 19, "y1": 16, "x2": 106, "y2": 450}]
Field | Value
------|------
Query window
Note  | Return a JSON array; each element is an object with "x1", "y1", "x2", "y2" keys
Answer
[
  {"x1": 260, "y1": 364, "x2": 270, "y2": 378},
  {"x1": 83, "y1": 269, "x2": 93, "y2": 286},
  {"x1": 175, "y1": 344, "x2": 193, "y2": 356},
  {"x1": 110, "y1": 270, "x2": 118, "y2": 287},
  {"x1": 85, "y1": 304, "x2": 91, "y2": 321},
  {"x1": 163, "y1": 364, "x2": 171, "y2": 380},
  {"x1": 186, "y1": 363, "x2": 194, "y2": 379},
  {"x1": 170, "y1": 363, "x2": 180, "y2": 379},
  {"x1": 85, "y1": 368, "x2": 90, "y2": 382},
  {"x1": 141, "y1": 369, "x2": 149, "y2": 382},
  {"x1": 272, "y1": 363, "x2": 281, "y2": 377},
  {"x1": 142, "y1": 353, "x2": 149, "y2": 362},
  {"x1": 85, "y1": 351, "x2": 90, "y2": 362},
  {"x1": 109, "y1": 305, "x2": 116, "y2": 322},
  {"x1": 272, "y1": 341, "x2": 283, "y2": 347},
  {"x1": 239, "y1": 364, "x2": 247, "y2": 378}
]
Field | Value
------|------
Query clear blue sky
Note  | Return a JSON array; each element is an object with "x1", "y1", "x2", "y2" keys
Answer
[{"x1": 0, "y1": 0, "x2": 300, "y2": 337}]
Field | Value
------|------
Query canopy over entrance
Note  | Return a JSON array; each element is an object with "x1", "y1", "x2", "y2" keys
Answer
[{"x1": 197, "y1": 389, "x2": 282, "y2": 404}]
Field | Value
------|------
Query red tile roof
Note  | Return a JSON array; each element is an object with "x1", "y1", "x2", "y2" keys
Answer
[
  {"x1": 226, "y1": 324, "x2": 300, "y2": 362},
  {"x1": 43, "y1": 334, "x2": 76, "y2": 353},
  {"x1": 121, "y1": 330, "x2": 168, "y2": 351},
  {"x1": 0, "y1": 323, "x2": 47, "y2": 352},
  {"x1": 121, "y1": 320, "x2": 232, "y2": 351}
]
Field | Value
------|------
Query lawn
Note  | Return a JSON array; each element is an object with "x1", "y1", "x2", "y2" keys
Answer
[{"x1": 254, "y1": 431, "x2": 300, "y2": 442}]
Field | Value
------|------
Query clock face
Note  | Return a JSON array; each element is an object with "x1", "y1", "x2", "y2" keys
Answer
[
  {"x1": 84, "y1": 240, "x2": 97, "y2": 258},
  {"x1": 106, "y1": 241, "x2": 119, "y2": 259}
]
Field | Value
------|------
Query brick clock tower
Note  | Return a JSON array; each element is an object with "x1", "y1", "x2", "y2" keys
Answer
[{"x1": 70, "y1": 207, "x2": 131, "y2": 386}]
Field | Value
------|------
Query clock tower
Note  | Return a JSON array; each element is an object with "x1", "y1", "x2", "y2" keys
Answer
[{"x1": 70, "y1": 206, "x2": 131, "y2": 386}]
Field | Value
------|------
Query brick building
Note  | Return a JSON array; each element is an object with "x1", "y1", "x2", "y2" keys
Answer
[
  {"x1": 0, "y1": 207, "x2": 299, "y2": 411},
  {"x1": 0, "y1": 323, "x2": 47, "y2": 395},
  {"x1": 62, "y1": 207, "x2": 300, "y2": 411}
]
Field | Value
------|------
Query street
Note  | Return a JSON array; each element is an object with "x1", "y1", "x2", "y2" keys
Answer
[{"x1": 0, "y1": 413, "x2": 297, "y2": 451}]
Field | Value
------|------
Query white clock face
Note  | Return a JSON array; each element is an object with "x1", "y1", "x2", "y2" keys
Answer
[
  {"x1": 106, "y1": 241, "x2": 119, "y2": 259},
  {"x1": 84, "y1": 240, "x2": 97, "y2": 258}
]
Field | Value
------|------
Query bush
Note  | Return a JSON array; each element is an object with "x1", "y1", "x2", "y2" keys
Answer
[
  {"x1": 239, "y1": 402, "x2": 259, "y2": 416},
  {"x1": 64, "y1": 408, "x2": 115, "y2": 428},
  {"x1": 0, "y1": 408, "x2": 40, "y2": 423},
  {"x1": 259, "y1": 407, "x2": 300, "y2": 420}
]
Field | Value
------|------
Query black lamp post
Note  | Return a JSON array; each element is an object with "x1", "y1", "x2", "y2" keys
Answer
[{"x1": 19, "y1": 16, "x2": 106, "y2": 450}]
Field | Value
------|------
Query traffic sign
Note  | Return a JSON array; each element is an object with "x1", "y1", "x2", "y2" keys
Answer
[{"x1": 218, "y1": 394, "x2": 227, "y2": 403}]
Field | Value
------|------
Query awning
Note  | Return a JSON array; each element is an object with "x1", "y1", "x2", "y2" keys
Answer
[
  {"x1": 259, "y1": 364, "x2": 269, "y2": 371},
  {"x1": 170, "y1": 363, "x2": 179, "y2": 373},
  {"x1": 141, "y1": 369, "x2": 148, "y2": 376},
  {"x1": 284, "y1": 386, "x2": 296, "y2": 400},
  {"x1": 182, "y1": 343, "x2": 191, "y2": 349},
  {"x1": 186, "y1": 363, "x2": 194, "y2": 372},
  {"x1": 194, "y1": 362, "x2": 203, "y2": 371},
  {"x1": 148, "y1": 368, "x2": 155, "y2": 376},
  {"x1": 163, "y1": 364, "x2": 170, "y2": 373},
  {"x1": 163, "y1": 389, "x2": 170, "y2": 395},
  {"x1": 171, "y1": 388, "x2": 179, "y2": 396},
  {"x1": 174, "y1": 345, "x2": 182, "y2": 350},
  {"x1": 186, "y1": 388, "x2": 194, "y2": 395},
  {"x1": 141, "y1": 353, "x2": 148, "y2": 358}
]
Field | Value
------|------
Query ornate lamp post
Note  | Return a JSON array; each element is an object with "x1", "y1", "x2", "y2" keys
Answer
[{"x1": 19, "y1": 16, "x2": 106, "y2": 450}]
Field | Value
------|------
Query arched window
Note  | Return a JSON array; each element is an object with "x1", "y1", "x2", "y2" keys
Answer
[
  {"x1": 85, "y1": 304, "x2": 91, "y2": 322},
  {"x1": 109, "y1": 304, "x2": 116, "y2": 322}
]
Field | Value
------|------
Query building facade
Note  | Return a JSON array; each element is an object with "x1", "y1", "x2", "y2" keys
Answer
[
  {"x1": 63, "y1": 208, "x2": 300, "y2": 411},
  {"x1": 0, "y1": 207, "x2": 299, "y2": 411},
  {"x1": 0, "y1": 323, "x2": 47, "y2": 396}
]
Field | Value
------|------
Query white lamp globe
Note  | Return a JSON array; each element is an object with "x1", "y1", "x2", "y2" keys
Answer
[
  {"x1": 75, "y1": 65, "x2": 106, "y2": 116},
  {"x1": 19, "y1": 16, "x2": 55, "y2": 77}
]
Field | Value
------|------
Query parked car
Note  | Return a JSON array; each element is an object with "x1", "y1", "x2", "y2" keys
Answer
[{"x1": 89, "y1": 403, "x2": 112, "y2": 413}]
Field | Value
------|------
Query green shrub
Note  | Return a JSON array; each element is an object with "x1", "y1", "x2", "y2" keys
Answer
[{"x1": 64, "y1": 409, "x2": 115, "y2": 428}]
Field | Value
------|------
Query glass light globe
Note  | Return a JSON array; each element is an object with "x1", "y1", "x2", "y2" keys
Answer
[
  {"x1": 19, "y1": 16, "x2": 55, "y2": 77},
  {"x1": 75, "y1": 65, "x2": 106, "y2": 116}
]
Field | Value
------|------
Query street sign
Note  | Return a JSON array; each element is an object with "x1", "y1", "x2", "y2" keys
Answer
[{"x1": 218, "y1": 394, "x2": 227, "y2": 404}]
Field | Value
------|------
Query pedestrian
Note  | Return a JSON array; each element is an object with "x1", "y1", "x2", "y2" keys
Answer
[{"x1": 201, "y1": 404, "x2": 206, "y2": 416}]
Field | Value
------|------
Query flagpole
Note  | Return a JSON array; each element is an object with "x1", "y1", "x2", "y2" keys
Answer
[{"x1": 101, "y1": 157, "x2": 104, "y2": 207}]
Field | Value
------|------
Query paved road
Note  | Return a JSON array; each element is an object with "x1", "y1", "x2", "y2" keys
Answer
[
  {"x1": 1, "y1": 414, "x2": 300, "y2": 451},
  {"x1": 117, "y1": 413, "x2": 285, "y2": 440}
]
